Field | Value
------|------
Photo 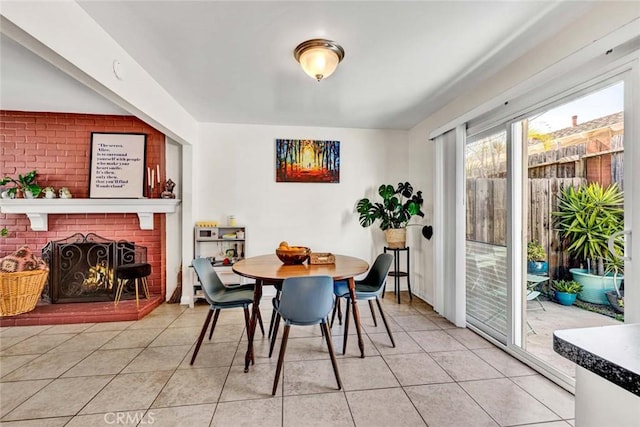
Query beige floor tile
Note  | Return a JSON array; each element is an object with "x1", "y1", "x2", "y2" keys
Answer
[
  {"x1": 0, "y1": 335, "x2": 30, "y2": 349},
  {"x1": 144, "y1": 404, "x2": 216, "y2": 427},
  {"x1": 207, "y1": 324, "x2": 246, "y2": 343},
  {"x1": 0, "y1": 417, "x2": 71, "y2": 426},
  {"x1": 62, "y1": 348, "x2": 142, "y2": 377},
  {"x1": 284, "y1": 392, "x2": 354, "y2": 427},
  {"x1": 127, "y1": 314, "x2": 177, "y2": 330},
  {"x1": 430, "y1": 350, "x2": 503, "y2": 382},
  {"x1": 2, "y1": 350, "x2": 92, "y2": 381},
  {"x1": 152, "y1": 366, "x2": 229, "y2": 407},
  {"x1": 231, "y1": 335, "x2": 279, "y2": 367},
  {"x1": 429, "y1": 317, "x2": 458, "y2": 329},
  {"x1": 219, "y1": 364, "x2": 281, "y2": 401},
  {"x1": 83, "y1": 320, "x2": 135, "y2": 332},
  {"x1": 122, "y1": 345, "x2": 191, "y2": 373},
  {"x1": 212, "y1": 398, "x2": 281, "y2": 427},
  {"x1": 338, "y1": 356, "x2": 399, "y2": 391},
  {"x1": 368, "y1": 331, "x2": 422, "y2": 355},
  {"x1": 101, "y1": 327, "x2": 164, "y2": 349},
  {"x1": 148, "y1": 326, "x2": 200, "y2": 347},
  {"x1": 445, "y1": 328, "x2": 494, "y2": 349},
  {"x1": 0, "y1": 354, "x2": 38, "y2": 378},
  {"x1": 460, "y1": 377, "x2": 561, "y2": 425},
  {"x1": 187, "y1": 341, "x2": 241, "y2": 368},
  {"x1": 80, "y1": 370, "x2": 172, "y2": 414},
  {"x1": 0, "y1": 333, "x2": 75, "y2": 356},
  {"x1": 39, "y1": 323, "x2": 94, "y2": 335},
  {"x1": 392, "y1": 314, "x2": 440, "y2": 331},
  {"x1": 522, "y1": 422, "x2": 573, "y2": 427},
  {"x1": 408, "y1": 330, "x2": 467, "y2": 352},
  {"x1": 65, "y1": 411, "x2": 145, "y2": 427},
  {"x1": 346, "y1": 388, "x2": 425, "y2": 426},
  {"x1": 0, "y1": 325, "x2": 51, "y2": 338},
  {"x1": 3, "y1": 375, "x2": 112, "y2": 420},
  {"x1": 48, "y1": 331, "x2": 121, "y2": 353},
  {"x1": 282, "y1": 358, "x2": 343, "y2": 395},
  {"x1": 168, "y1": 312, "x2": 213, "y2": 328},
  {"x1": 0, "y1": 379, "x2": 51, "y2": 418},
  {"x1": 511, "y1": 375, "x2": 575, "y2": 419},
  {"x1": 473, "y1": 347, "x2": 537, "y2": 377},
  {"x1": 405, "y1": 383, "x2": 498, "y2": 427},
  {"x1": 269, "y1": 336, "x2": 332, "y2": 362},
  {"x1": 384, "y1": 353, "x2": 453, "y2": 386},
  {"x1": 333, "y1": 333, "x2": 380, "y2": 358}
]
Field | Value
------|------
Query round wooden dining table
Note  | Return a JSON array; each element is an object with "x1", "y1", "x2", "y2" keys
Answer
[{"x1": 233, "y1": 254, "x2": 369, "y2": 372}]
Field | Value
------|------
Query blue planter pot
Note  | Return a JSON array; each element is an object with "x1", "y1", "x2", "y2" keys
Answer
[
  {"x1": 570, "y1": 268, "x2": 624, "y2": 305},
  {"x1": 555, "y1": 291, "x2": 577, "y2": 306},
  {"x1": 527, "y1": 261, "x2": 548, "y2": 275}
]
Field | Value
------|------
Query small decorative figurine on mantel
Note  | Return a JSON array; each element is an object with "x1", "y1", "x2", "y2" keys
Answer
[
  {"x1": 59, "y1": 187, "x2": 72, "y2": 199},
  {"x1": 160, "y1": 179, "x2": 176, "y2": 199},
  {"x1": 43, "y1": 187, "x2": 56, "y2": 199}
]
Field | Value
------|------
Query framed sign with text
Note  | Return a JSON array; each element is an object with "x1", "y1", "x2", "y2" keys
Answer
[{"x1": 89, "y1": 132, "x2": 147, "y2": 198}]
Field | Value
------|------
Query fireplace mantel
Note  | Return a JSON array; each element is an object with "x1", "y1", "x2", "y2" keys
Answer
[{"x1": 0, "y1": 198, "x2": 181, "y2": 231}]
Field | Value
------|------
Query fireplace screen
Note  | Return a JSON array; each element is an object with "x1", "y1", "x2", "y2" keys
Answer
[{"x1": 42, "y1": 233, "x2": 146, "y2": 303}]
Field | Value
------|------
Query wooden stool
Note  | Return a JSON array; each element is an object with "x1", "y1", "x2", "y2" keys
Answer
[{"x1": 114, "y1": 263, "x2": 151, "y2": 308}]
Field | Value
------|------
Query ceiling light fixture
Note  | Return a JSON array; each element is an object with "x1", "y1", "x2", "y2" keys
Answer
[{"x1": 294, "y1": 39, "x2": 345, "y2": 82}]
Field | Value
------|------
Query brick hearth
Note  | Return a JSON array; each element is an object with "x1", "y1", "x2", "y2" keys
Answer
[{"x1": 0, "y1": 296, "x2": 165, "y2": 326}]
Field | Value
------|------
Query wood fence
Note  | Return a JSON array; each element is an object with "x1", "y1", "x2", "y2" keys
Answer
[{"x1": 466, "y1": 177, "x2": 586, "y2": 280}]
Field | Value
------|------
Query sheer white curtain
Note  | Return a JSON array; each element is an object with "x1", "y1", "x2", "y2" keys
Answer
[{"x1": 434, "y1": 125, "x2": 466, "y2": 327}]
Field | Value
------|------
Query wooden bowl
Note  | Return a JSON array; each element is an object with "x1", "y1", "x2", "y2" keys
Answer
[{"x1": 275, "y1": 247, "x2": 311, "y2": 265}]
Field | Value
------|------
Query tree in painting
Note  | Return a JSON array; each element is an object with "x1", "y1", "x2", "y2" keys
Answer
[{"x1": 276, "y1": 139, "x2": 340, "y2": 183}]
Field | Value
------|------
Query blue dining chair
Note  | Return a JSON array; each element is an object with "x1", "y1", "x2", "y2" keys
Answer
[
  {"x1": 331, "y1": 253, "x2": 395, "y2": 353},
  {"x1": 190, "y1": 258, "x2": 263, "y2": 365},
  {"x1": 270, "y1": 275, "x2": 342, "y2": 395}
]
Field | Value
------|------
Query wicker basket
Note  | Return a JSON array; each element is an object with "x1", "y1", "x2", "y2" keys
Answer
[{"x1": 0, "y1": 269, "x2": 49, "y2": 317}]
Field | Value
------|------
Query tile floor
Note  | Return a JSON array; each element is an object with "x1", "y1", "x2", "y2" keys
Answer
[{"x1": 0, "y1": 293, "x2": 575, "y2": 426}]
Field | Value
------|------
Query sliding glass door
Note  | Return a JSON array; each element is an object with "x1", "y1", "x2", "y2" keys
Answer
[{"x1": 465, "y1": 128, "x2": 509, "y2": 343}]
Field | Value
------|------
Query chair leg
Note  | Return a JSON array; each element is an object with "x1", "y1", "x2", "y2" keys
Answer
[
  {"x1": 208, "y1": 309, "x2": 221, "y2": 340},
  {"x1": 368, "y1": 299, "x2": 378, "y2": 327},
  {"x1": 342, "y1": 298, "x2": 350, "y2": 355},
  {"x1": 272, "y1": 324, "x2": 291, "y2": 395},
  {"x1": 142, "y1": 276, "x2": 151, "y2": 299},
  {"x1": 330, "y1": 296, "x2": 340, "y2": 328},
  {"x1": 243, "y1": 307, "x2": 255, "y2": 365},
  {"x1": 376, "y1": 297, "x2": 395, "y2": 348},
  {"x1": 268, "y1": 289, "x2": 281, "y2": 339},
  {"x1": 321, "y1": 322, "x2": 343, "y2": 390},
  {"x1": 268, "y1": 313, "x2": 281, "y2": 358},
  {"x1": 114, "y1": 278, "x2": 125, "y2": 306},
  {"x1": 257, "y1": 309, "x2": 265, "y2": 336},
  {"x1": 191, "y1": 309, "x2": 214, "y2": 365},
  {"x1": 134, "y1": 278, "x2": 140, "y2": 309}
]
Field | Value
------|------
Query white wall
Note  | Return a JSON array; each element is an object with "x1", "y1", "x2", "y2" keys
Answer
[
  {"x1": 193, "y1": 123, "x2": 413, "y2": 274},
  {"x1": 407, "y1": 122, "x2": 435, "y2": 303}
]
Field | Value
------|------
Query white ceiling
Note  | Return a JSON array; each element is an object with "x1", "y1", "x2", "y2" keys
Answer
[{"x1": 0, "y1": 1, "x2": 596, "y2": 130}]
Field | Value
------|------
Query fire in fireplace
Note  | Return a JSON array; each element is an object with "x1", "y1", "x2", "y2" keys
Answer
[{"x1": 42, "y1": 233, "x2": 147, "y2": 303}]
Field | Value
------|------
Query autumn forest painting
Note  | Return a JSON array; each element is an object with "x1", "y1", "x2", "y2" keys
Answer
[{"x1": 276, "y1": 139, "x2": 340, "y2": 183}]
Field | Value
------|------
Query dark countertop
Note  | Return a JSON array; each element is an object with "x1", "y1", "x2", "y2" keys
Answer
[{"x1": 553, "y1": 323, "x2": 640, "y2": 396}]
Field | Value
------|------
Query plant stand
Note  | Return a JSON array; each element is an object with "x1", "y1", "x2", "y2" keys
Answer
[{"x1": 383, "y1": 246, "x2": 412, "y2": 303}]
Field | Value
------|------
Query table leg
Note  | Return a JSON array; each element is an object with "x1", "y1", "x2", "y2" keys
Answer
[
  {"x1": 244, "y1": 279, "x2": 263, "y2": 373},
  {"x1": 396, "y1": 253, "x2": 401, "y2": 304},
  {"x1": 348, "y1": 277, "x2": 365, "y2": 358}
]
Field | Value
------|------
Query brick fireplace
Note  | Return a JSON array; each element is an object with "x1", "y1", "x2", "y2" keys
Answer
[{"x1": 0, "y1": 111, "x2": 169, "y2": 325}]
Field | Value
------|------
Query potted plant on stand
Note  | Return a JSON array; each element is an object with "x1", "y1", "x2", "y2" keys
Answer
[
  {"x1": 356, "y1": 182, "x2": 424, "y2": 248},
  {"x1": 552, "y1": 279, "x2": 582, "y2": 306},
  {"x1": 527, "y1": 240, "x2": 548, "y2": 275},
  {"x1": 553, "y1": 182, "x2": 624, "y2": 305}
]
